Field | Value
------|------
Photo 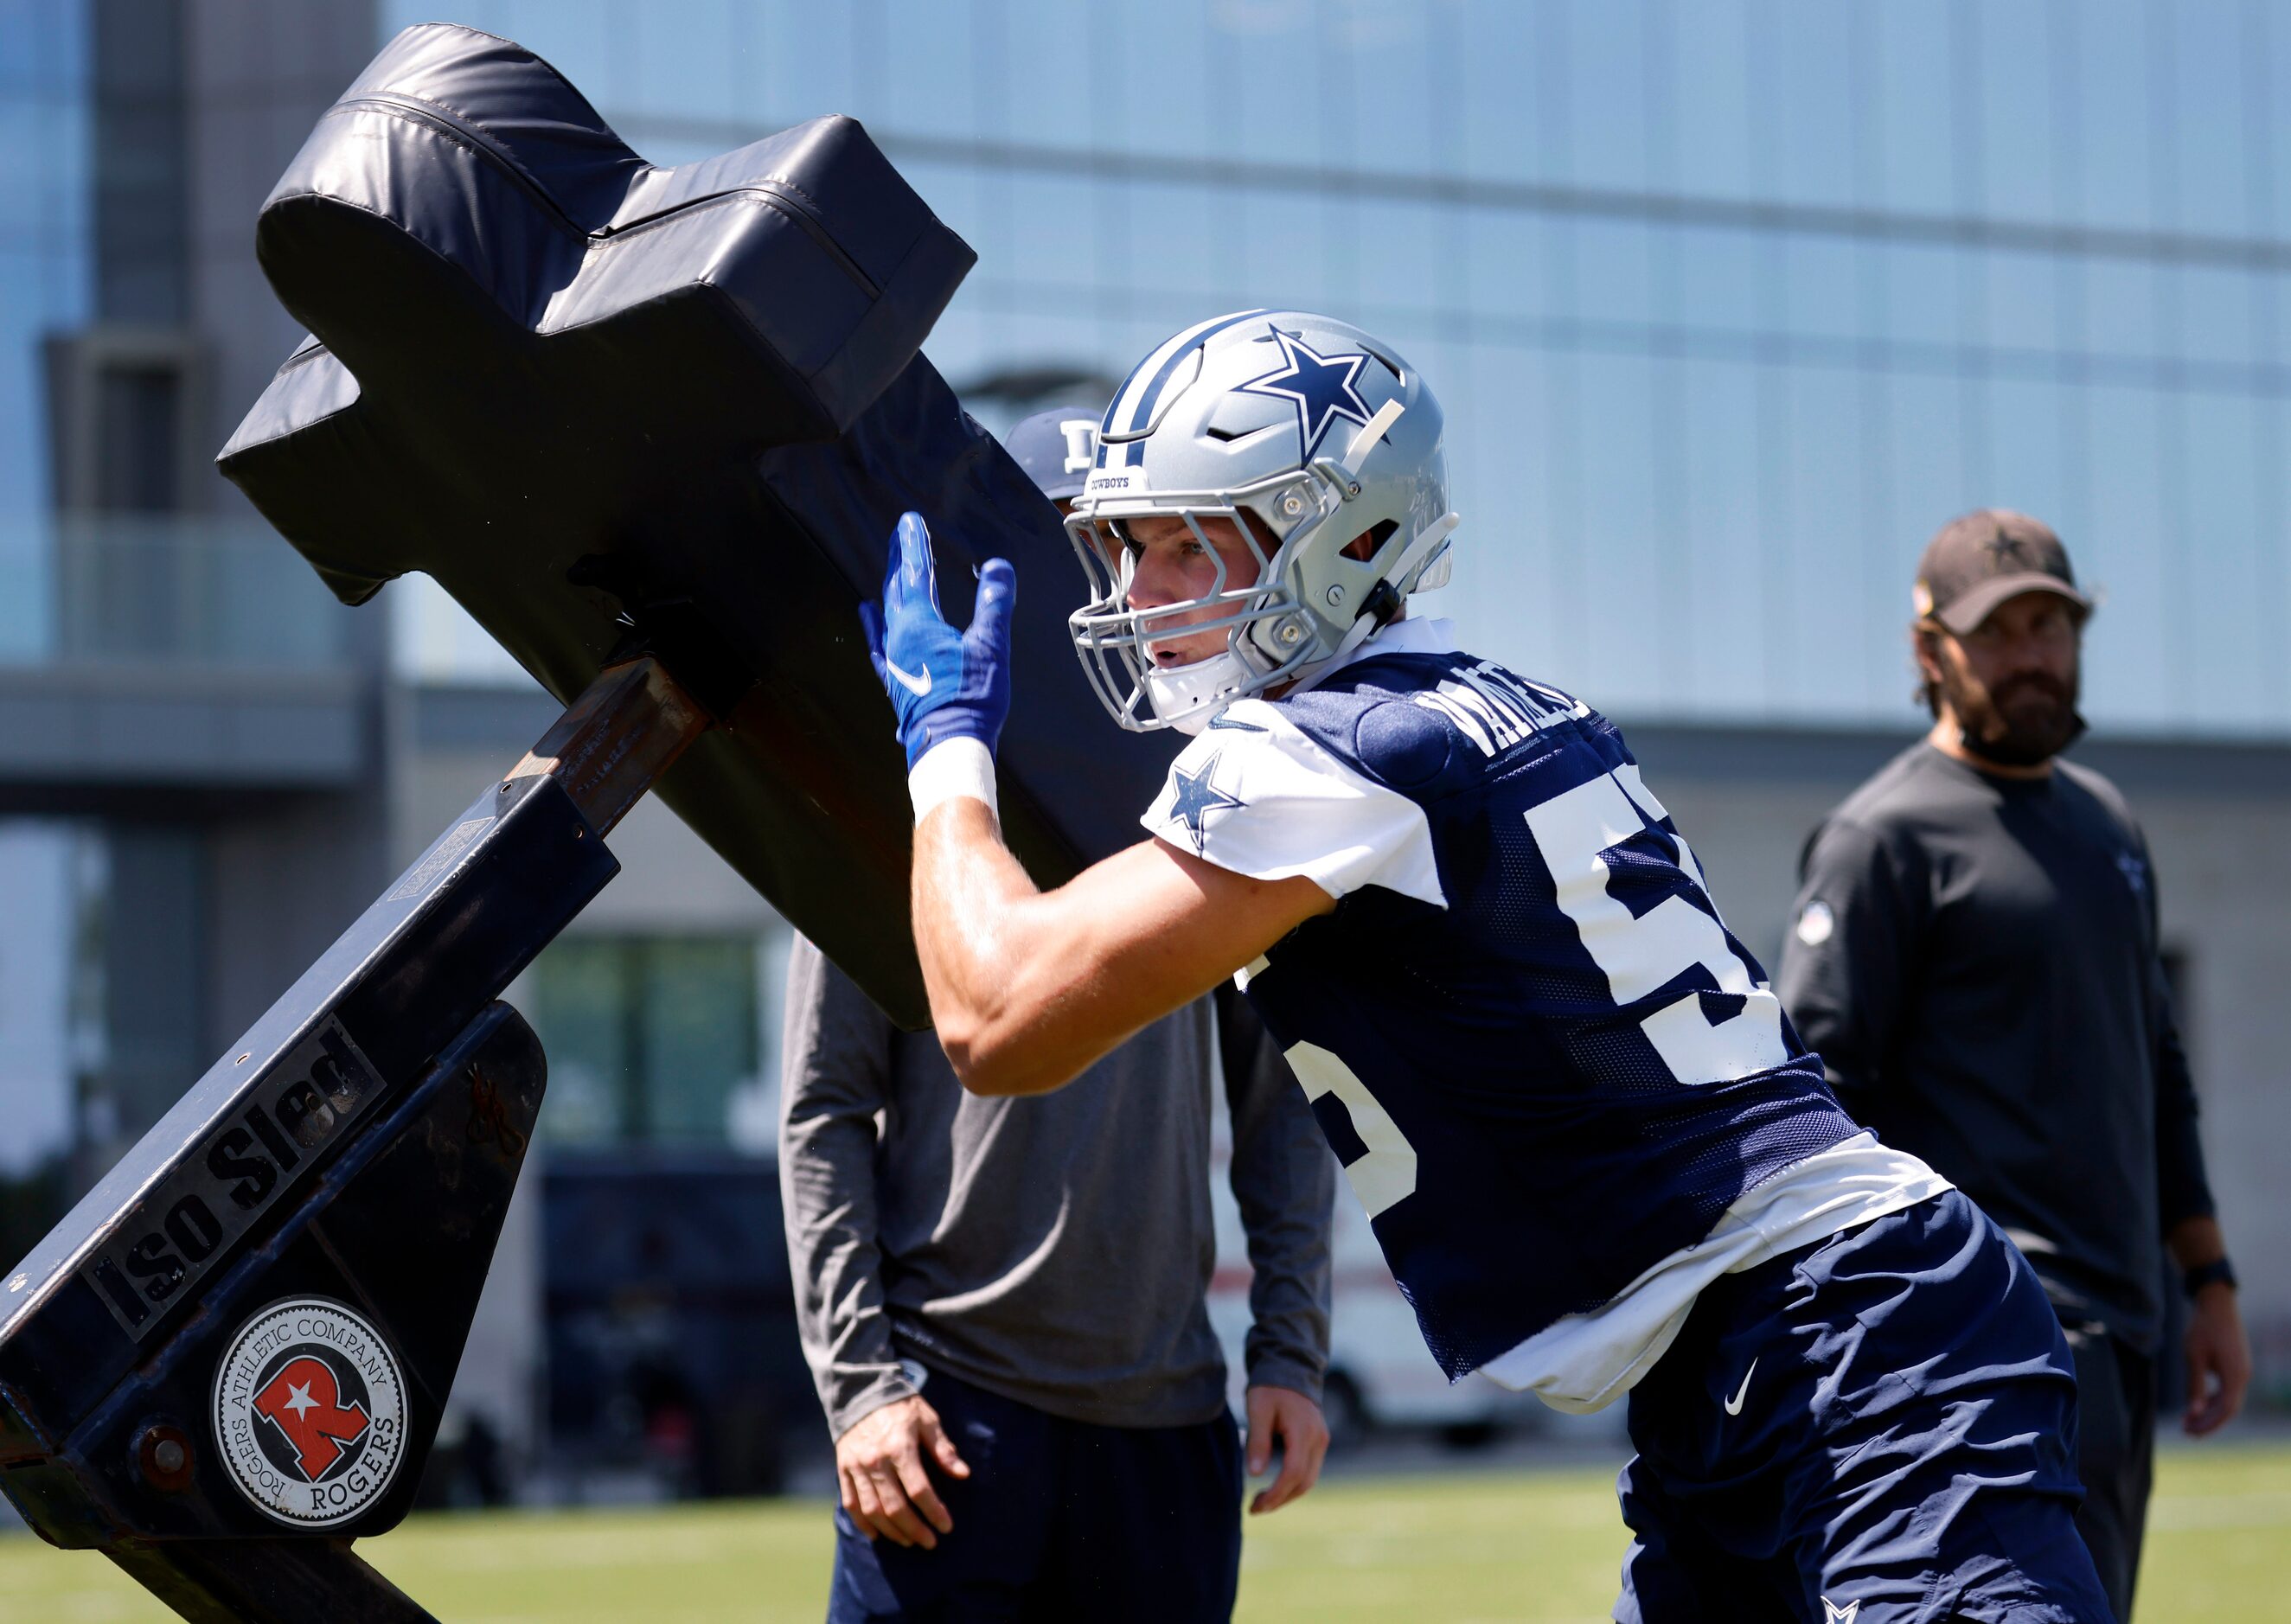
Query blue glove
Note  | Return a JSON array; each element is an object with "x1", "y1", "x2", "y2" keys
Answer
[{"x1": 857, "y1": 512, "x2": 1017, "y2": 770}]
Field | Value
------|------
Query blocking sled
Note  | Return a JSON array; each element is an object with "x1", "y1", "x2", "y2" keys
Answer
[{"x1": 0, "y1": 24, "x2": 1173, "y2": 1621}]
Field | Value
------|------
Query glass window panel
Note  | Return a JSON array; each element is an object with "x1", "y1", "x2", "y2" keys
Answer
[
  {"x1": 605, "y1": 0, "x2": 740, "y2": 124},
  {"x1": 2269, "y1": 4, "x2": 2291, "y2": 234},
  {"x1": 1983, "y1": 247, "x2": 2063, "y2": 355},
  {"x1": 2174, "y1": 267, "x2": 2258, "y2": 368},
  {"x1": 1872, "y1": 3, "x2": 1956, "y2": 214},
  {"x1": 2083, "y1": 258, "x2": 2162, "y2": 361},
  {"x1": 1561, "y1": 0, "x2": 1649, "y2": 193},
  {"x1": 2077, "y1": 383, "x2": 2175, "y2": 726},
  {"x1": 1468, "y1": 209, "x2": 1552, "y2": 324},
  {"x1": 0, "y1": 0, "x2": 79, "y2": 94},
  {"x1": 1238, "y1": 189, "x2": 1331, "y2": 311},
  {"x1": 1667, "y1": 0, "x2": 1754, "y2": 200},
  {"x1": 1569, "y1": 349, "x2": 1665, "y2": 713},
  {"x1": 0, "y1": 85, "x2": 82, "y2": 235},
  {"x1": 1356, "y1": 198, "x2": 1443, "y2": 322},
  {"x1": 524, "y1": 938, "x2": 635, "y2": 1147},
  {"x1": 881, "y1": 0, "x2": 981, "y2": 142},
  {"x1": 1987, "y1": 377, "x2": 2070, "y2": 536},
  {"x1": 718, "y1": 1, "x2": 774, "y2": 124},
  {"x1": 1773, "y1": 4, "x2": 1854, "y2": 209},
  {"x1": 639, "y1": 938, "x2": 759, "y2": 1144},
  {"x1": 1974, "y1": 0, "x2": 2057, "y2": 221},
  {"x1": 519, "y1": 936, "x2": 764, "y2": 1148},
  {"x1": 1853, "y1": 379, "x2": 1917, "y2": 713},
  {"x1": 1782, "y1": 236, "x2": 1859, "y2": 344},
  {"x1": 1641, "y1": 349, "x2": 1693, "y2": 692},
  {"x1": 1571, "y1": 220, "x2": 1655, "y2": 331},
  {"x1": 1780, "y1": 365, "x2": 1870, "y2": 714},
  {"x1": 1447, "y1": 341, "x2": 1563, "y2": 680},
  {"x1": 1125, "y1": 180, "x2": 1229, "y2": 303},
  {"x1": 1002, "y1": 0, "x2": 1093, "y2": 142},
  {"x1": 1886, "y1": 371, "x2": 1974, "y2": 568},
  {"x1": 2178, "y1": 392, "x2": 2266, "y2": 726},
  {"x1": 1335, "y1": 2, "x2": 1436, "y2": 176},
  {"x1": 754, "y1": 0, "x2": 863, "y2": 129},
  {"x1": 2067, "y1": 0, "x2": 2156, "y2": 230},
  {"x1": 2169, "y1": 0, "x2": 2252, "y2": 235},
  {"x1": 1457, "y1": 0, "x2": 1542, "y2": 182},
  {"x1": 2267, "y1": 400, "x2": 2291, "y2": 719},
  {"x1": 1676, "y1": 356, "x2": 1768, "y2": 711},
  {"x1": 1210, "y1": 0, "x2": 1321, "y2": 167},
  {"x1": 1109, "y1": 0, "x2": 1213, "y2": 159},
  {"x1": 1674, "y1": 225, "x2": 1762, "y2": 339},
  {"x1": 0, "y1": 515, "x2": 53, "y2": 660},
  {"x1": 1878, "y1": 241, "x2": 1961, "y2": 350},
  {"x1": 997, "y1": 170, "x2": 1103, "y2": 303}
]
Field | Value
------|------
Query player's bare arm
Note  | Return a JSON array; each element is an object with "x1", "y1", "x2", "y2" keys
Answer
[
  {"x1": 910, "y1": 800, "x2": 1330, "y2": 1097},
  {"x1": 860, "y1": 505, "x2": 1332, "y2": 1096}
]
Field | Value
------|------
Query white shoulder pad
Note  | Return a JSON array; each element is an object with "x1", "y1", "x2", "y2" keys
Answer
[{"x1": 1139, "y1": 700, "x2": 1445, "y2": 908}]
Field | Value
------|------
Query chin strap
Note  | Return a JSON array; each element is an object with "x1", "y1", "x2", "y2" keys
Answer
[{"x1": 1282, "y1": 510, "x2": 1462, "y2": 700}]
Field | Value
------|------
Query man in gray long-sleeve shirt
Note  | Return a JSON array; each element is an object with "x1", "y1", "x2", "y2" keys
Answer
[
  {"x1": 780, "y1": 409, "x2": 1334, "y2": 1624},
  {"x1": 1777, "y1": 510, "x2": 2250, "y2": 1621}
]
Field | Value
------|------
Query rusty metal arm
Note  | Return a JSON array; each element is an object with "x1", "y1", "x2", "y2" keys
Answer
[{"x1": 504, "y1": 655, "x2": 714, "y2": 835}]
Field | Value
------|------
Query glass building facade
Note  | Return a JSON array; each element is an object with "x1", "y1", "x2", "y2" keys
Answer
[
  {"x1": 394, "y1": 0, "x2": 2291, "y2": 737},
  {"x1": 0, "y1": 0, "x2": 93, "y2": 657}
]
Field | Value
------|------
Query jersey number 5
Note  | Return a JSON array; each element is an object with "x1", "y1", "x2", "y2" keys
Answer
[
  {"x1": 1283, "y1": 1040, "x2": 1418, "y2": 1219},
  {"x1": 1525, "y1": 764, "x2": 1788, "y2": 1086}
]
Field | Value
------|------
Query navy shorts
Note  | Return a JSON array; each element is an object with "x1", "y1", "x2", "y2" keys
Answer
[
  {"x1": 827, "y1": 1364, "x2": 1243, "y2": 1624},
  {"x1": 1616, "y1": 1189, "x2": 2112, "y2": 1623}
]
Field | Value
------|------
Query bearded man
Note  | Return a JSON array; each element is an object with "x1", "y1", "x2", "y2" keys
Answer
[{"x1": 1776, "y1": 508, "x2": 2250, "y2": 1622}]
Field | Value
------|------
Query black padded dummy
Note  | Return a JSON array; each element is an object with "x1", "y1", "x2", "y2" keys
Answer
[{"x1": 220, "y1": 23, "x2": 1176, "y2": 1028}]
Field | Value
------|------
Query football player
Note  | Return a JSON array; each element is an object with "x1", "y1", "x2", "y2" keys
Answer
[{"x1": 861, "y1": 311, "x2": 2110, "y2": 1622}]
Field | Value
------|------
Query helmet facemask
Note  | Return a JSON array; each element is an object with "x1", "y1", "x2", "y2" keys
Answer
[{"x1": 1066, "y1": 462, "x2": 1361, "y2": 734}]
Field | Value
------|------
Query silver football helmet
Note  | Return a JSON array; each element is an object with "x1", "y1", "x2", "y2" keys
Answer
[{"x1": 1066, "y1": 310, "x2": 1458, "y2": 733}]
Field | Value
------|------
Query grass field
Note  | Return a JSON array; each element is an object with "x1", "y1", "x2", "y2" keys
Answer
[{"x1": 6, "y1": 1443, "x2": 2288, "y2": 1621}]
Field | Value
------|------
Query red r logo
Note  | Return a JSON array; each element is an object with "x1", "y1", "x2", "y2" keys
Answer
[{"x1": 251, "y1": 1354, "x2": 371, "y2": 1480}]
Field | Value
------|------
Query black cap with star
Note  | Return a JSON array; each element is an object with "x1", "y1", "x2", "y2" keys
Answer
[{"x1": 1912, "y1": 508, "x2": 2093, "y2": 635}]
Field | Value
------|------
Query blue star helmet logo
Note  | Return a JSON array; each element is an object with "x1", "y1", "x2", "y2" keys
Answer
[
  {"x1": 1236, "y1": 329, "x2": 1376, "y2": 458},
  {"x1": 1168, "y1": 756, "x2": 1243, "y2": 854}
]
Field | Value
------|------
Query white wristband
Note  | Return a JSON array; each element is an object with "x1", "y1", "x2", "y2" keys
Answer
[{"x1": 907, "y1": 736, "x2": 1000, "y2": 825}]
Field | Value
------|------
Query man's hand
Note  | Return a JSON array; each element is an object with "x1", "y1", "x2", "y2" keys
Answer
[
  {"x1": 857, "y1": 512, "x2": 1016, "y2": 769},
  {"x1": 1244, "y1": 1384, "x2": 1329, "y2": 1515},
  {"x1": 835, "y1": 1393, "x2": 971, "y2": 1549},
  {"x1": 2183, "y1": 1284, "x2": 2252, "y2": 1436}
]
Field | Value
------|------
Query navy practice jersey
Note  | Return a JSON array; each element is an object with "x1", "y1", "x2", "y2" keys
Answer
[{"x1": 1143, "y1": 621, "x2": 1943, "y2": 1397}]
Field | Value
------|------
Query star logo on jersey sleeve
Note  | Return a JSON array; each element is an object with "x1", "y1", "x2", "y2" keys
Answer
[
  {"x1": 1168, "y1": 756, "x2": 1243, "y2": 854},
  {"x1": 1237, "y1": 329, "x2": 1375, "y2": 457}
]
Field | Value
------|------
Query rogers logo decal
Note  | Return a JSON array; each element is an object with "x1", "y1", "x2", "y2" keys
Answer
[{"x1": 212, "y1": 1297, "x2": 406, "y2": 1528}]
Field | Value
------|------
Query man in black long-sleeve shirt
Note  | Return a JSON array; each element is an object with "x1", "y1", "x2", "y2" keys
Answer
[{"x1": 1777, "y1": 509, "x2": 2249, "y2": 1621}]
